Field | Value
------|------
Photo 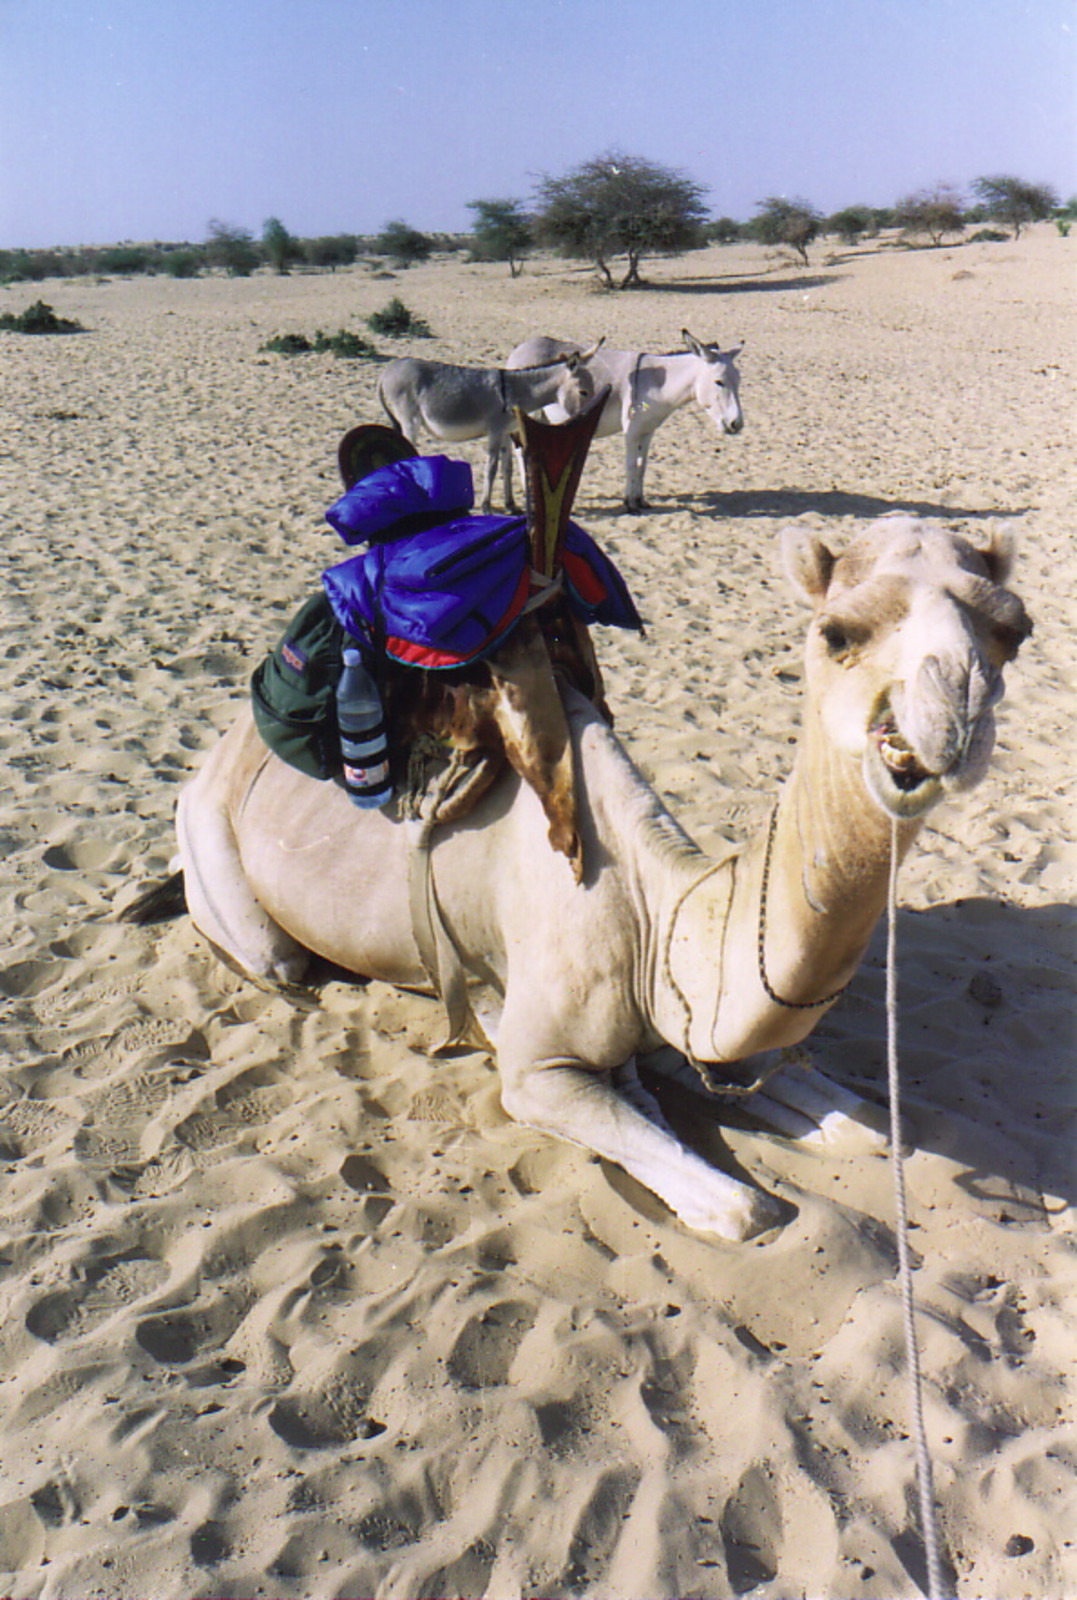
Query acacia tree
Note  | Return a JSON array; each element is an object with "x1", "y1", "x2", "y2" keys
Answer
[
  {"x1": 375, "y1": 219, "x2": 433, "y2": 268},
  {"x1": 973, "y1": 175, "x2": 1058, "y2": 238},
  {"x1": 467, "y1": 198, "x2": 532, "y2": 276},
  {"x1": 206, "y1": 219, "x2": 260, "y2": 276},
  {"x1": 533, "y1": 150, "x2": 708, "y2": 288},
  {"x1": 752, "y1": 197, "x2": 822, "y2": 264},
  {"x1": 895, "y1": 184, "x2": 966, "y2": 246}
]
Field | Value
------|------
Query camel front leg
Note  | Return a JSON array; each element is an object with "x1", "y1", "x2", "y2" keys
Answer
[{"x1": 499, "y1": 1054, "x2": 781, "y2": 1241}]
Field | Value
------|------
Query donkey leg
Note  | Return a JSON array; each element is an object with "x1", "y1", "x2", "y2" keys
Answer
[
  {"x1": 622, "y1": 420, "x2": 653, "y2": 511},
  {"x1": 499, "y1": 437, "x2": 521, "y2": 515},
  {"x1": 499, "y1": 1046, "x2": 782, "y2": 1241},
  {"x1": 176, "y1": 783, "x2": 310, "y2": 987}
]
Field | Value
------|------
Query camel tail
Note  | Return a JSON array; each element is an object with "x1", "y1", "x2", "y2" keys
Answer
[{"x1": 117, "y1": 869, "x2": 187, "y2": 925}]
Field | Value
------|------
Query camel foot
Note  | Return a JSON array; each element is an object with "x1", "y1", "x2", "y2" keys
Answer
[{"x1": 746, "y1": 1060, "x2": 889, "y2": 1152}]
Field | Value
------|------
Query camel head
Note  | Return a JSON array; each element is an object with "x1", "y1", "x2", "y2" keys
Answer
[{"x1": 782, "y1": 517, "x2": 1032, "y2": 819}]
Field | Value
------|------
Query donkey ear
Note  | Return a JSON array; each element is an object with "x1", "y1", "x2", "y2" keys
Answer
[
  {"x1": 681, "y1": 328, "x2": 705, "y2": 357},
  {"x1": 976, "y1": 524, "x2": 1018, "y2": 586},
  {"x1": 781, "y1": 528, "x2": 835, "y2": 604}
]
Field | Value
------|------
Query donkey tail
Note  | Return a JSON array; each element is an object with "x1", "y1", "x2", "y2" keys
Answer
[{"x1": 117, "y1": 869, "x2": 187, "y2": 925}]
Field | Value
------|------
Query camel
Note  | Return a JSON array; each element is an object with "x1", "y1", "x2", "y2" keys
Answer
[{"x1": 157, "y1": 516, "x2": 1030, "y2": 1241}]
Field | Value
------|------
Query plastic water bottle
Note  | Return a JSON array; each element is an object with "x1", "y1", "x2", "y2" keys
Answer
[{"x1": 336, "y1": 648, "x2": 392, "y2": 808}]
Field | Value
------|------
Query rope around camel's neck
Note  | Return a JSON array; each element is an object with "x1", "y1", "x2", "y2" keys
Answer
[{"x1": 665, "y1": 731, "x2": 918, "y2": 1085}]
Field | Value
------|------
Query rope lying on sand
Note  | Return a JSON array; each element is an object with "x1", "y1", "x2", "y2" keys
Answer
[{"x1": 887, "y1": 818, "x2": 947, "y2": 1600}]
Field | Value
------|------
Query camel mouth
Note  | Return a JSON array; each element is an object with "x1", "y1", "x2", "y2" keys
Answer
[{"x1": 863, "y1": 706, "x2": 942, "y2": 818}]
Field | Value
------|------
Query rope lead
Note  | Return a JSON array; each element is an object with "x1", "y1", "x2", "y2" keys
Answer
[{"x1": 887, "y1": 817, "x2": 947, "y2": 1600}]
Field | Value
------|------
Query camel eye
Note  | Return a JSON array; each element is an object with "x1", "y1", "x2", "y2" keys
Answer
[
  {"x1": 990, "y1": 621, "x2": 1028, "y2": 662},
  {"x1": 820, "y1": 620, "x2": 851, "y2": 656}
]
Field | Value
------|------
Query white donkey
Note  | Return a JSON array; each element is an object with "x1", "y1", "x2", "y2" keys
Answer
[
  {"x1": 506, "y1": 330, "x2": 743, "y2": 511},
  {"x1": 378, "y1": 348, "x2": 600, "y2": 514}
]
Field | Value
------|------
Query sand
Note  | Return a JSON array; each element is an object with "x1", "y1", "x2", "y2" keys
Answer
[{"x1": 0, "y1": 230, "x2": 1073, "y2": 1599}]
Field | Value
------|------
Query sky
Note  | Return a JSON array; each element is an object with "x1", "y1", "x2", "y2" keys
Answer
[{"x1": 1, "y1": 0, "x2": 1074, "y2": 249}]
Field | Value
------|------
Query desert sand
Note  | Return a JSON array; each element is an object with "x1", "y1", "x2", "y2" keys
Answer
[{"x1": 0, "y1": 230, "x2": 1073, "y2": 1599}]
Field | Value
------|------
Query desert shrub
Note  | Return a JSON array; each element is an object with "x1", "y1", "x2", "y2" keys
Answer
[
  {"x1": 163, "y1": 249, "x2": 203, "y2": 278},
  {"x1": 261, "y1": 332, "x2": 312, "y2": 354},
  {"x1": 0, "y1": 300, "x2": 84, "y2": 334},
  {"x1": 313, "y1": 329, "x2": 380, "y2": 358},
  {"x1": 967, "y1": 228, "x2": 1009, "y2": 244},
  {"x1": 261, "y1": 329, "x2": 381, "y2": 359},
  {"x1": 366, "y1": 297, "x2": 432, "y2": 337},
  {"x1": 95, "y1": 245, "x2": 154, "y2": 275},
  {"x1": 0, "y1": 250, "x2": 67, "y2": 283},
  {"x1": 302, "y1": 234, "x2": 358, "y2": 270}
]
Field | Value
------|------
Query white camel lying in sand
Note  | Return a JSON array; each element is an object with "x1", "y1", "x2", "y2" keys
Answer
[
  {"x1": 378, "y1": 348, "x2": 600, "y2": 513},
  {"x1": 506, "y1": 331, "x2": 743, "y2": 510},
  {"x1": 159, "y1": 518, "x2": 1028, "y2": 1240}
]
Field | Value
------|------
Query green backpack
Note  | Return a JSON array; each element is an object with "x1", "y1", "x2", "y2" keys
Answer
[{"x1": 250, "y1": 591, "x2": 345, "y2": 780}]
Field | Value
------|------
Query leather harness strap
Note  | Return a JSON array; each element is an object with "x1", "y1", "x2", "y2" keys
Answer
[{"x1": 406, "y1": 815, "x2": 473, "y2": 1053}]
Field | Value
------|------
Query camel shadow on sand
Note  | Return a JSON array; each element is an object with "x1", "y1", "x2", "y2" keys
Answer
[{"x1": 649, "y1": 896, "x2": 1074, "y2": 1222}]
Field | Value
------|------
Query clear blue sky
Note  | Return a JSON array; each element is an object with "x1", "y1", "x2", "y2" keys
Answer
[{"x1": 2, "y1": 0, "x2": 1074, "y2": 248}]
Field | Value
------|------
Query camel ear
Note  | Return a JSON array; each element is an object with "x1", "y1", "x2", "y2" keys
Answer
[
  {"x1": 976, "y1": 524, "x2": 1018, "y2": 586},
  {"x1": 781, "y1": 528, "x2": 835, "y2": 604}
]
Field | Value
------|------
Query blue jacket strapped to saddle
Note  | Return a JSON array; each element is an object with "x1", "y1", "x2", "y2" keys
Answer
[{"x1": 321, "y1": 456, "x2": 642, "y2": 669}]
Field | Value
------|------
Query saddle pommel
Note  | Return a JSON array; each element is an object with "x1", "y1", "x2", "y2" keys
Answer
[{"x1": 513, "y1": 386, "x2": 610, "y2": 580}]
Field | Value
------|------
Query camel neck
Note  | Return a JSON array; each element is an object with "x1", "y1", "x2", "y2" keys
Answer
[{"x1": 672, "y1": 714, "x2": 921, "y2": 1063}]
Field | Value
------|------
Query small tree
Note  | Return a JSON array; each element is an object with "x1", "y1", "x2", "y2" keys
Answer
[
  {"x1": 466, "y1": 198, "x2": 532, "y2": 276},
  {"x1": 752, "y1": 197, "x2": 822, "y2": 264},
  {"x1": 375, "y1": 219, "x2": 433, "y2": 268},
  {"x1": 895, "y1": 185, "x2": 966, "y2": 246},
  {"x1": 827, "y1": 205, "x2": 874, "y2": 246},
  {"x1": 533, "y1": 149, "x2": 708, "y2": 289},
  {"x1": 206, "y1": 219, "x2": 260, "y2": 276},
  {"x1": 262, "y1": 217, "x2": 300, "y2": 274},
  {"x1": 707, "y1": 217, "x2": 742, "y2": 244},
  {"x1": 973, "y1": 175, "x2": 1058, "y2": 239}
]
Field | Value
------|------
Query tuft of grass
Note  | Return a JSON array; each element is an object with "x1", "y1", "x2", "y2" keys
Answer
[
  {"x1": 0, "y1": 299, "x2": 84, "y2": 334},
  {"x1": 366, "y1": 297, "x2": 432, "y2": 337},
  {"x1": 260, "y1": 328, "x2": 381, "y2": 359},
  {"x1": 261, "y1": 332, "x2": 314, "y2": 354}
]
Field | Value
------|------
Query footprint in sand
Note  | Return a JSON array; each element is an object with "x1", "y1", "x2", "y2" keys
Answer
[
  {"x1": 25, "y1": 1250, "x2": 168, "y2": 1344},
  {"x1": 720, "y1": 1465, "x2": 782, "y2": 1593},
  {"x1": 446, "y1": 1298, "x2": 537, "y2": 1390}
]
